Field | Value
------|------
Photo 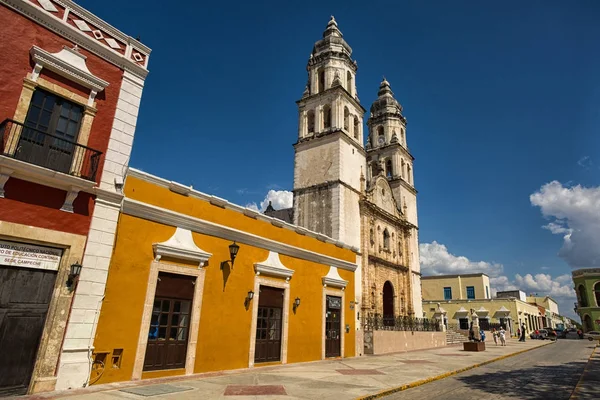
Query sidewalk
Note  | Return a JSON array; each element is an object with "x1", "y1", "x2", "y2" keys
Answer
[
  {"x1": 26, "y1": 340, "x2": 551, "y2": 400},
  {"x1": 571, "y1": 344, "x2": 599, "y2": 399}
]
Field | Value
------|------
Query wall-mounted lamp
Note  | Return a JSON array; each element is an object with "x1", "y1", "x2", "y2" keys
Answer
[
  {"x1": 244, "y1": 290, "x2": 254, "y2": 309},
  {"x1": 293, "y1": 297, "x2": 301, "y2": 312},
  {"x1": 229, "y1": 241, "x2": 240, "y2": 267},
  {"x1": 67, "y1": 261, "x2": 82, "y2": 290},
  {"x1": 247, "y1": 290, "x2": 254, "y2": 301}
]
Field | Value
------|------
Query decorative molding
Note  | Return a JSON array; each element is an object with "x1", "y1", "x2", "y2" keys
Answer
[
  {"x1": 30, "y1": 45, "x2": 109, "y2": 92},
  {"x1": 0, "y1": 168, "x2": 14, "y2": 198},
  {"x1": 122, "y1": 198, "x2": 357, "y2": 272},
  {"x1": 152, "y1": 228, "x2": 212, "y2": 267},
  {"x1": 168, "y1": 181, "x2": 192, "y2": 196},
  {"x1": 1, "y1": 0, "x2": 150, "y2": 79},
  {"x1": 0, "y1": 155, "x2": 96, "y2": 194},
  {"x1": 322, "y1": 266, "x2": 348, "y2": 289},
  {"x1": 254, "y1": 251, "x2": 294, "y2": 281},
  {"x1": 60, "y1": 188, "x2": 79, "y2": 212}
]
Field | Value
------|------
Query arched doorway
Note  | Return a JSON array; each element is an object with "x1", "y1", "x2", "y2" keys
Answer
[
  {"x1": 583, "y1": 314, "x2": 593, "y2": 332},
  {"x1": 383, "y1": 281, "x2": 394, "y2": 326}
]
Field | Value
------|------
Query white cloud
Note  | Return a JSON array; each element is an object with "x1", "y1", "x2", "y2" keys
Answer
[
  {"x1": 577, "y1": 156, "x2": 592, "y2": 169},
  {"x1": 419, "y1": 241, "x2": 504, "y2": 277},
  {"x1": 530, "y1": 181, "x2": 600, "y2": 268},
  {"x1": 245, "y1": 190, "x2": 293, "y2": 212},
  {"x1": 420, "y1": 241, "x2": 576, "y2": 318}
]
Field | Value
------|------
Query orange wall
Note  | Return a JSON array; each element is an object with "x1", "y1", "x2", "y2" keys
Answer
[{"x1": 92, "y1": 176, "x2": 356, "y2": 384}]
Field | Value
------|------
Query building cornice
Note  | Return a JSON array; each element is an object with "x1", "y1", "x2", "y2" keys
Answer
[
  {"x1": 572, "y1": 268, "x2": 600, "y2": 278},
  {"x1": 359, "y1": 199, "x2": 416, "y2": 230},
  {"x1": 1, "y1": 0, "x2": 150, "y2": 79},
  {"x1": 367, "y1": 141, "x2": 415, "y2": 161},
  {"x1": 387, "y1": 177, "x2": 418, "y2": 195},
  {"x1": 294, "y1": 128, "x2": 366, "y2": 157},
  {"x1": 297, "y1": 85, "x2": 366, "y2": 113},
  {"x1": 126, "y1": 168, "x2": 360, "y2": 254},
  {"x1": 121, "y1": 197, "x2": 358, "y2": 272},
  {"x1": 293, "y1": 179, "x2": 363, "y2": 199},
  {"x1": 367, "y1": 254, "x2": 409, "y2": 272}
]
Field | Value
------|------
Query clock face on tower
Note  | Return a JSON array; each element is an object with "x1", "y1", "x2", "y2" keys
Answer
[{"x1": 378, "y1": 136, "x2": 385, "y2": 146}]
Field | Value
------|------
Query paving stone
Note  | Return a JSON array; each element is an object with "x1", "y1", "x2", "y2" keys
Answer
[{"x1": 119, "y1": 384, "x2": 192, "y2": 397}]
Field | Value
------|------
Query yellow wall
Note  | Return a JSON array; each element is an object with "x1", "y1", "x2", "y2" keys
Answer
[
  {"x1": 92, "y1": 176, "x2": 356, "y2": 384},
  {"x1": 422, "y1": 275, "x2": 490, "y2": 300}
]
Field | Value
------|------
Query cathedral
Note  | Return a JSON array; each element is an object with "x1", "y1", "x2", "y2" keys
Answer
[{"x1": 266, "y1": 16, "x2": 423, "y2": 334}]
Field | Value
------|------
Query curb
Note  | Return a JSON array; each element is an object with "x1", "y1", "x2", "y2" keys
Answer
[
  {"x1": 569, "y1": 344, "x2": 597, "y2": 399},
  {"x1": 355, "y1": 341, "x2": 553, "y2": 400}
]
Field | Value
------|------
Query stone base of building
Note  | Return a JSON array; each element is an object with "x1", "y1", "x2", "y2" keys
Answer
[
  {"x1": 55, "y1": 349, "x2": 92, "y2": 391},
  {"x1": 365, "y1": 330, "x2": 446, "y2": 355},
  {"x1": 30, "y1": 376, "x2": 57, "y2": 394},
  {"x1": 463, "y1": 341, "x2": 486, "y2": 352}
]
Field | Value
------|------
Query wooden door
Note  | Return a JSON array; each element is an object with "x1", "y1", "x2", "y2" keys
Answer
[
  {"x1": 254, "y1": 286, "x2": 283, "y2": 363},
  {"x1": 144, "y1": 273, "x2": 195, "y2": 371},
  {"x1": 325, "y1": 296, "x2": 341, "y2": 358},
  {"x1": 0, "y1": 266, "x2": 56, "y2": 396}
]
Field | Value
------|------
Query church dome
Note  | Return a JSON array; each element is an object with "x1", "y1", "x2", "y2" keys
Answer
[{"x1": 370, "y1": 78, "x2": 403, "y2": 116}]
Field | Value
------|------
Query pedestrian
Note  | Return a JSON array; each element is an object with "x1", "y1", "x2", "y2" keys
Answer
[
  {"x1": 480, "y1": 329, "x2": 486, "y2": 342},
  {"x1": 492, "y1": 328, "x2": 498, "y2": 345},
  {"x1": 517, "y1": 328, "x2": 521, "y2": 339},
  {"x1": 499, "y1": 327, "x2": 507, "y2": 346},
  {"x1": 520, "y1": 324, "x2": 526, "y2": 342}
]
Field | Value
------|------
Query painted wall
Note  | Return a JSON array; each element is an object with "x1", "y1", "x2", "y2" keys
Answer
[
  {"x1": 422, "y1": 274, "x2": 489, "y2": 301},
  {"x1": 91, "y1": 176, "x2": 356, "y2": 384},
  {"x1": 369, "y1": 331, "x2": 446, "y2": 354}
]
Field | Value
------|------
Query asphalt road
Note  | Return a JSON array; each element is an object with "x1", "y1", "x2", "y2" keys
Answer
[{"x1": 384, "y1": 340, "x2": 594, "y2": 400}]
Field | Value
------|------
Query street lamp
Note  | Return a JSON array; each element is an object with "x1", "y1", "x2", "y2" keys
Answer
[
  {"x1": 67, "y1": 261, "x2": 82, "y2": 290},
  {"x1": 229, "y1": 241, "x2": 240, "y2": 267}
]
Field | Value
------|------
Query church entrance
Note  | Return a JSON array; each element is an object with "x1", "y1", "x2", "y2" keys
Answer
[{"x1": 383, "y1": 281, "x2": 394, "y2": 326}]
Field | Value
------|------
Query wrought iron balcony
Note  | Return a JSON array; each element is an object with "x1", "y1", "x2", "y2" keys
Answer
[{"x1": 0, "y1": 119, "x2": 102, "y2": 182}]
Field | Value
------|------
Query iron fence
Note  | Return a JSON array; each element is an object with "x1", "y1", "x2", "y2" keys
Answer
[
  {"x1": 364, "y1": 313, "x2": 441, "y2": 332},
  {"x1": 1, "y1": 119, "x2": 101, "y2": 181}
]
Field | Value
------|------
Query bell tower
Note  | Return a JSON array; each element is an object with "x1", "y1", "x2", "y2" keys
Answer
[
  {"x1": 366, "y1": 78, "x2": 422, "y2": 317},
  {"x1": 293, "y1": 16, "x2": 366, "y2": 249}
]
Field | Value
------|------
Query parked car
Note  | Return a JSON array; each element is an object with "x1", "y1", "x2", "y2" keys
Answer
[
  {"x1": 544, "y1": 328, "x2": 558, "y2": 341},
  {"x1": 530, "y1": 329, "x2": 548, "y2": 340},
  {"x1": 583, "y1": 331, "x2": 600, "y2": 341},
  {"x1": 559, "y1": 328, "x2": 583, "y2": 339}
]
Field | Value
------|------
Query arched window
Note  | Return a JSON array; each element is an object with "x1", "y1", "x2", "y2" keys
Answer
[
  {"x1": 401, "y1": 128, "x2": 405, "y2": 145},
  {"x1": 353, "y1": 116, "x2": 359, "y2": 139},
  {"x1": 344, "y1": 107, "x2": 349, "y2": 131},
  {"x1": 383, "y1": 228, "x2": 390, "y2": 249},
  {"x1": 407, "y1": 165, "x2": 412, "y2": 183},
  {"x1": 377, "y1": 126, "x2": 384, "y2": 143},
  {"x1": 578, "y1": 285, "x2": 588, "y2": 308},
  {"x1": 383, "y1": 281, "x2": 395, "y2": 326},
  {"x1": 318, "y1": 68, "x2": 325, "y2": 93},
  {"x1": 385, "y1": 159, "x2": 393, "y2": 178},
  {"x1": 401, "y1": 159, "x2": 405, "y2": 179},
  {"x1": 346, "y1": 71, "x2": 353, "y2": 93},
  {"x1": 307, "y1": 110, "x2": 315, "y2": 134},
  {"x1": 595, "y1": 282, "x2": 600, "y2": 306},
  {"x1": 323, "y1": 105, "x2": 331, "y2": 129}
]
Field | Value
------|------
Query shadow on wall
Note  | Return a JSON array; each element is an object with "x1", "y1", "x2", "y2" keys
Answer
[
  {"x1": 456, "y1": 360, "x2": 587, "y2": 400},
  {"x1": 221, "y1": 260, "x2": 231, "y2": 291}
]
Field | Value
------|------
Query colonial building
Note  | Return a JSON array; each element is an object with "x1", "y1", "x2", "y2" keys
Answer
[
  {"x1": 289, "y1": 17, "x2": 423, "y2": 352},
  {"x1": 0, "y1": 0, "x2": 149, "y2": 394},
  {"x1": 573, "y1": 268, "x2": 600, "y2": 332},
  {"x1": 90, "y1": 169, "x2": 357, "y2": 384}
]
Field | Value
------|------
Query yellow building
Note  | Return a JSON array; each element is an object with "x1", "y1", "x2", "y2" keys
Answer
[
  {"x1": 90, "y1": 169, "x2": 358, "y2": 384},
  {"x1": 422, "y1": 273, "x2": 492, "y2": 301}
]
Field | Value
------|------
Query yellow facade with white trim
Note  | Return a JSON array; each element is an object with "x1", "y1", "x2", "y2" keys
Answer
[{"x1": 90, "y1": 170, "x2": 357, "y2": 384}]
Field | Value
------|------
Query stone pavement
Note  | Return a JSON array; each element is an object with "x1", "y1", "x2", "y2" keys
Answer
[
  {"x1": 25, "y1": 340, "x2": 551, "y2": 400},
  {"x1": 571, "y1": 344, "x2": 599, "y2": 400}
]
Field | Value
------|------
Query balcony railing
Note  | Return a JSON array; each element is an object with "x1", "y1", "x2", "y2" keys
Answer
[
  {"x1": 364, "y1": 313, "x2": 441, "y2": 332},
  {"x1": 0, "y1": 119, "x2": 102, "y2": 182}
]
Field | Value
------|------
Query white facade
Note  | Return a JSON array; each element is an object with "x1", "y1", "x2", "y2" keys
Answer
[{"x1": 292, "y1": 17, "x2": 424, "y2": 354}]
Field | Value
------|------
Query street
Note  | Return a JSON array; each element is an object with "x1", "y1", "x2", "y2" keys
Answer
[{"x1": 384, "y1": 340, "x2": 594, "y2": 400}]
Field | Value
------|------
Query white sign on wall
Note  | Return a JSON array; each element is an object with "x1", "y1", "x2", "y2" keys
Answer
[{"x1": 0, "y1": 240, "x2": 63, "y2": 271}]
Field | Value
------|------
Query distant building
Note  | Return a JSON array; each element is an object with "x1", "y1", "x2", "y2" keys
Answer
[
  {"x1": 572, "y1": 268, "x2": 600, "y2": 332},
  {"x1": 264, "y1": 201, "x2": 293, "y2": 224},
  {"x1": 422, "y1": 274, "x2": 570, "y2": 335}
]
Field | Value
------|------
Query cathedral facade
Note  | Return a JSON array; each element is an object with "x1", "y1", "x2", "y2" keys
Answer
[{"x1": 285, "y1": 17, "x2": 423, "y2": 346}]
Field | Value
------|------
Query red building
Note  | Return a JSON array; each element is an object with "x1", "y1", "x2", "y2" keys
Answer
[{"x1": 0, "y1": 0, "x2": 150, "y2": 394}]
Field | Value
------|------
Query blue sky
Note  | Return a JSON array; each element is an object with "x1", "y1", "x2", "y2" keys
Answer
[{"x1": 81, "y1": 1, "x2": 600, "y2": 317}]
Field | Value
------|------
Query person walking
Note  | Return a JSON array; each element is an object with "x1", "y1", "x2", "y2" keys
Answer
[
  {"x1": 492, "y1": 328, "x2": 498, "y2": 345},
  {"x1": 520, "y1": 324, "x2": 527, "y2": 342},
  {"x1": 499, "y1": 327, "x2": 507, "y2": 346}
]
